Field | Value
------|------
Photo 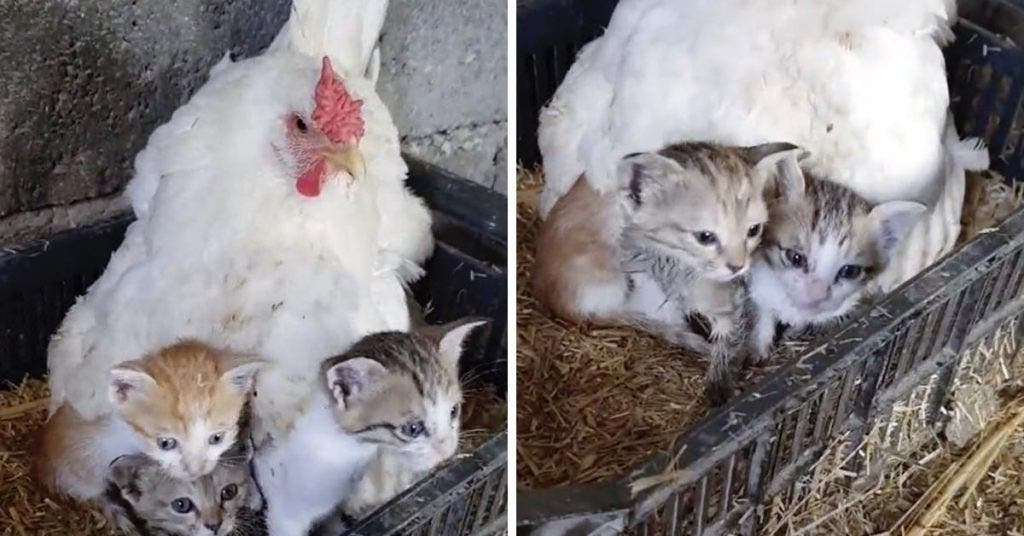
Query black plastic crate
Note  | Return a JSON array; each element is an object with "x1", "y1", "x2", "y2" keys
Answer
[
  {"x1": 0, "y1": 158, "x2": 507, "y2": 536},
  {"x1": 516, "y1": 1, "x2": 1024, "y2": 534}
]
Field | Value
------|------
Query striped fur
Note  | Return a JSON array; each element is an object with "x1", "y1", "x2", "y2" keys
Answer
[
  {"x1": 618, "y1": 142, "x2": 779, "y2": 282},
  {"x1": 321, "y1": 320, "x2": 483, "y2": 520},
  {"x1": 749, "y1": 170, "x2": 925, "y2": 359},
  {"x1": 321, "y1": 331, "x2": 460, "y2": 448},
  {"x1": 103, "y1": 441, "x2": 263, "y2": 536}
]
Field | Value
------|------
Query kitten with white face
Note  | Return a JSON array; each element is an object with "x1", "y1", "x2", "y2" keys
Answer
[
  {"x1": 107, "y1": 342, "x2": 264, "y2": 481},
  {"x1": 104, "y1": 441, "x2": 263, "y2": 536},
  {"x1": 255, "y1": 319, "x2": 486, "y2": 536},
  {"x1": 36, "y1": 341, "x2": 264, "y2": 500},
  {"x1": 748, "y1": 166, "x2": 926, "y2": 360}
]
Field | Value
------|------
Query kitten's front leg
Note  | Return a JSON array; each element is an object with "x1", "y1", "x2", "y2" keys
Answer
[
  {"x1": 662, "y1": 327, "x2": 713, "y2": 354},
  {"x1": 750, "y1": 309, "x2": 778, "y2": 364},
  {"x1": 704, "y1": 312, "x2": 743, "y2": 406},
  {"x1": 705, "y1": 337, "x2": 735, "y2": 406}
]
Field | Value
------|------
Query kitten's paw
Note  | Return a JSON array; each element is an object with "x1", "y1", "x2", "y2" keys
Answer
[
  {"x1": 747, "y1": 345, "x2": 773, "y2": 366},
  {"x1": 705, "y1": 379, "x2": 733, "y2": 407},
  {"x1": 664, "y1": 330, "x2": 712, "y2": 354}
]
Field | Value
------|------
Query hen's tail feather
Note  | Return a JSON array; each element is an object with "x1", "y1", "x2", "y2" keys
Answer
[
  {"x1": 950, "y1": 136, "x2": 990, "y2": 172},
  {"x1": 268, "y1": 0, "x2": 389, "y2": 79}
]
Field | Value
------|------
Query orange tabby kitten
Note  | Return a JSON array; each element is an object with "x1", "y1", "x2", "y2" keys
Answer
[{"x1": 35, "y1": 340, "x2": 263, "y2": 501}]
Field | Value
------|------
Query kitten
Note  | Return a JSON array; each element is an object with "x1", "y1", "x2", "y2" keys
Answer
[
  {"x1": 36, "y1": 341, "x2": 264, "y2": 500},
  {"x1": 306, "y1": 448, "x2": 439, "y2": 536},
  {"x1": 255, "y1": 319, "x2": 486, "y2": 536},
  {"x1": 533, "y1": 141, "x2": 802, "y2": 403},
  {"x1": 103, "y1": 441, "x2": 263, "y2": 536},
  {"x1": 748, "y1": 166, "x2": 926, "y2": 360}
]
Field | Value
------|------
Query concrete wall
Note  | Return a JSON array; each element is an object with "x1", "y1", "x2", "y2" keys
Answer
[
  {"x1": 0, "y1": 0, "x2": 507, "y2": 244},
  {"x1": 378, "y1": 1, "x2": 507, "y2": 193}
]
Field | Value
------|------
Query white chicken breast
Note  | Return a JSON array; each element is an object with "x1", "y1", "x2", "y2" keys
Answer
[
  {"x1": 46, "y1": 0, "x2": 433, "y2": 443},
  {"x1": 539, "y1": 0, "x2": 985, "y2": 290}
]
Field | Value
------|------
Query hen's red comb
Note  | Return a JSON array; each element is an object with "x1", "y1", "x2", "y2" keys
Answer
[{"x1": 312, "y1": 56, "x2": 365, "y2": 144}]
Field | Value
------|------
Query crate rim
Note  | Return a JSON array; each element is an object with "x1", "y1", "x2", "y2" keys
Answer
[
  {"x1": 0, "y1": 157, "x2": 509, "y2": 536},
  {"x1": 517, "y1": 205, "x2": 1024, "y2": 527},
  {"x1": 346, "y1": 430, "x2": 509, "y2": 535}
]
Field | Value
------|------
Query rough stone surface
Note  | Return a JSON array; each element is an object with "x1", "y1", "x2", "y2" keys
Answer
[
  {"x1": 0, "y1": 0, "x2": 507, "y2": 243},
  {"x1": 378, "y1": 0, "x2": 507, "y2": 191},
  {"x1": 0, "y1": 0, "x2": 291, "y2": 222}
]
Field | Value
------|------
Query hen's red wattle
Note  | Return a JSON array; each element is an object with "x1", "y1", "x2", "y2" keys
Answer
[{"x1": 296, "y1": 158, "x2": 327, "y2": 197}]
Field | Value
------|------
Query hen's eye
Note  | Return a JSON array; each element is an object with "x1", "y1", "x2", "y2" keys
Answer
[
  {"x1": 294, "y1": 116, "x2": 308, "y2": 132},
  {"x1": 784, "y1": 248, "x2": 806, "y2": 269},
  {"x1": 401, "y1": 420, "x2": 427, "y2": 438},
  {"x1": 747, "y1": 223, "x2": 763, "y2": 238},
  {"x1": 450, "y1": 404, "x2": 460, "y2": 421},
  {"x1": 220, "y1": 483, "x2": 238, "y2": 501},
  {"x1": 208, "y1": 432, "x2": 225, "y2": 445},
  {"x1": 694, "y1": 231, "x2": 718, "y2": 246},
  {"x1": 156, "y1": 437, "x2": 177, "y2": 451},
  {"x1": 170, "y1": 497, "x2": 194, "y2": 514},
  {"x1": 837, "y1": 264, "x2": 864, "y2": 281}
]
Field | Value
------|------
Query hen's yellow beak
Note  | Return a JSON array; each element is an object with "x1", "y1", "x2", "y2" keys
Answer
[{"x1": 323, "y1": 144, "x2": 365, "y2": 180}]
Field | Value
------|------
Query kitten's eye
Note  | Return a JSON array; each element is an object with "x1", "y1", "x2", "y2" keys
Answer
[
  {"x1": 784, "y1": 248, "x2": 806, "y2": 269},
  {"x1": 400, "y1": 420, "x2": 427, "y2": 438},
  {"x1": 294, "y1": 115, "x2": 308, "y2": 133},
  {"x1": 837, "y1": 264, "x2": 864, "y2": 281},
  {"x1": 220, "y1": 483, "x2": 238, "y2": 501},
  {"x1": 208, "y1": 432, "x2": 225, "y2": 445},
  {"x1": 170, "y1": 497, "x2": 194, "y2": 514},
  {"x1": 747, "y1": 224, "x2": 763, "y2": 238},
  {"x1": 156, "y1": 437, "x2": 177, "y2": 451},
  {"x1": 694, "y1": 231, "x2": 718, "y2": 246},
  {"x1": 450, "y1": 404, "x2": 460, "y2": 421}
]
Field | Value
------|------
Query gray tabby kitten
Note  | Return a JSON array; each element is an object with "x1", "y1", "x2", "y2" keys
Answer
[
  {"x1": 748, "y1": 165, "x2": 926, "y2": 360},
  {"x1": 103, "y1": 441, "x2": 264, "y2": 536},
  {"x1": 614, "y1": 142, "x2": 803, "y2": 404},
  {"x1": 257, "y1": 319, "x2": 486, "y2": 536}
]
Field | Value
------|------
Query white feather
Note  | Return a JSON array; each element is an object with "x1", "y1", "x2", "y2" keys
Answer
[
  {"x1": 47, "y1": 1, "x2": 432, "y2": 466},
  {"x1": 538, "y1": 0, "x2": 981, "y2": 290},
  {"x1": 267, "y1": 0, "x2": 390, "y2": 79},
  {"x1": 255, "y1": 388, "x2": 376, "y2": 536},
  {"x1": 540, "y1": 0, "x2": 957, "y2": 217}
]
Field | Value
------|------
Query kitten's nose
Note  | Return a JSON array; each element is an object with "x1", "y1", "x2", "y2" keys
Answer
[
  {"x1": 807, "y1": 280, "x2": 829, "y2": 302},
  {"x1": 204, "y1": 522, "x2": 221, "y2": 534},
  {"x1": 726, "y1": 263, "x2": 744, "y2": 274}
]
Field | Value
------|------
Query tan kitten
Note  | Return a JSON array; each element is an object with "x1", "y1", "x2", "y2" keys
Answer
[
  {"x1": 36, "y1": 341, "x2": 263, "y2": 500},
  {"x1": 533, "y1": 142, "x2": 801, "y2": 403}
]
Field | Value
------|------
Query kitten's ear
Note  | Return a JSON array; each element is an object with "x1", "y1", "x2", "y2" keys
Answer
[
  {"x1": 108, "y1": 454, "x2": 152, "y2": 500},
  {"x1": 230, "y1": 436, "x2": 255, "y2": 462},
  {"x1": 325, "y1": 358, "x2": 388, "y2": 409},
  {"x1": 616, "y1": 152, "x2": 685, "y2": 210},
  {"x1": 108, "y1": 362, "x2": 156, "y2": 406},
  {"x1": 431, "y1": 318, "x2": 489, "y2": 371},
  {"x1": 745, "y1": 142, "x2": 806, "y2": 201},
  {"x1": 869, "y1": 201, "x2": 928, "y2": 254},
  {"x1": 218, "y1": 354, "x2": 266, "y2": 393}
]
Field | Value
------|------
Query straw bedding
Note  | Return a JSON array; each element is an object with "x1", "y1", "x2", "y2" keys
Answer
[
  {"x1": 0, "y1": 378, "x2": 504, "y2": 536},
  {"x1": 760, "y1": 323, "x2": 1024, "y2": 535},
  {"x1": 516, "y1": 169, "x2": 783, "y2": 489},
  {"x1": 517, "y1": 165, "x2": 1024, "y2": 523}
]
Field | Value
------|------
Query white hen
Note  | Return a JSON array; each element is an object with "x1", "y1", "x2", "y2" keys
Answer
[
  {"x1": 539, "y1": 0, "x2": 987, "y2": 290},
  {"x1": 46, "y1": 0, "x2": 433, "y2": 444}
]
